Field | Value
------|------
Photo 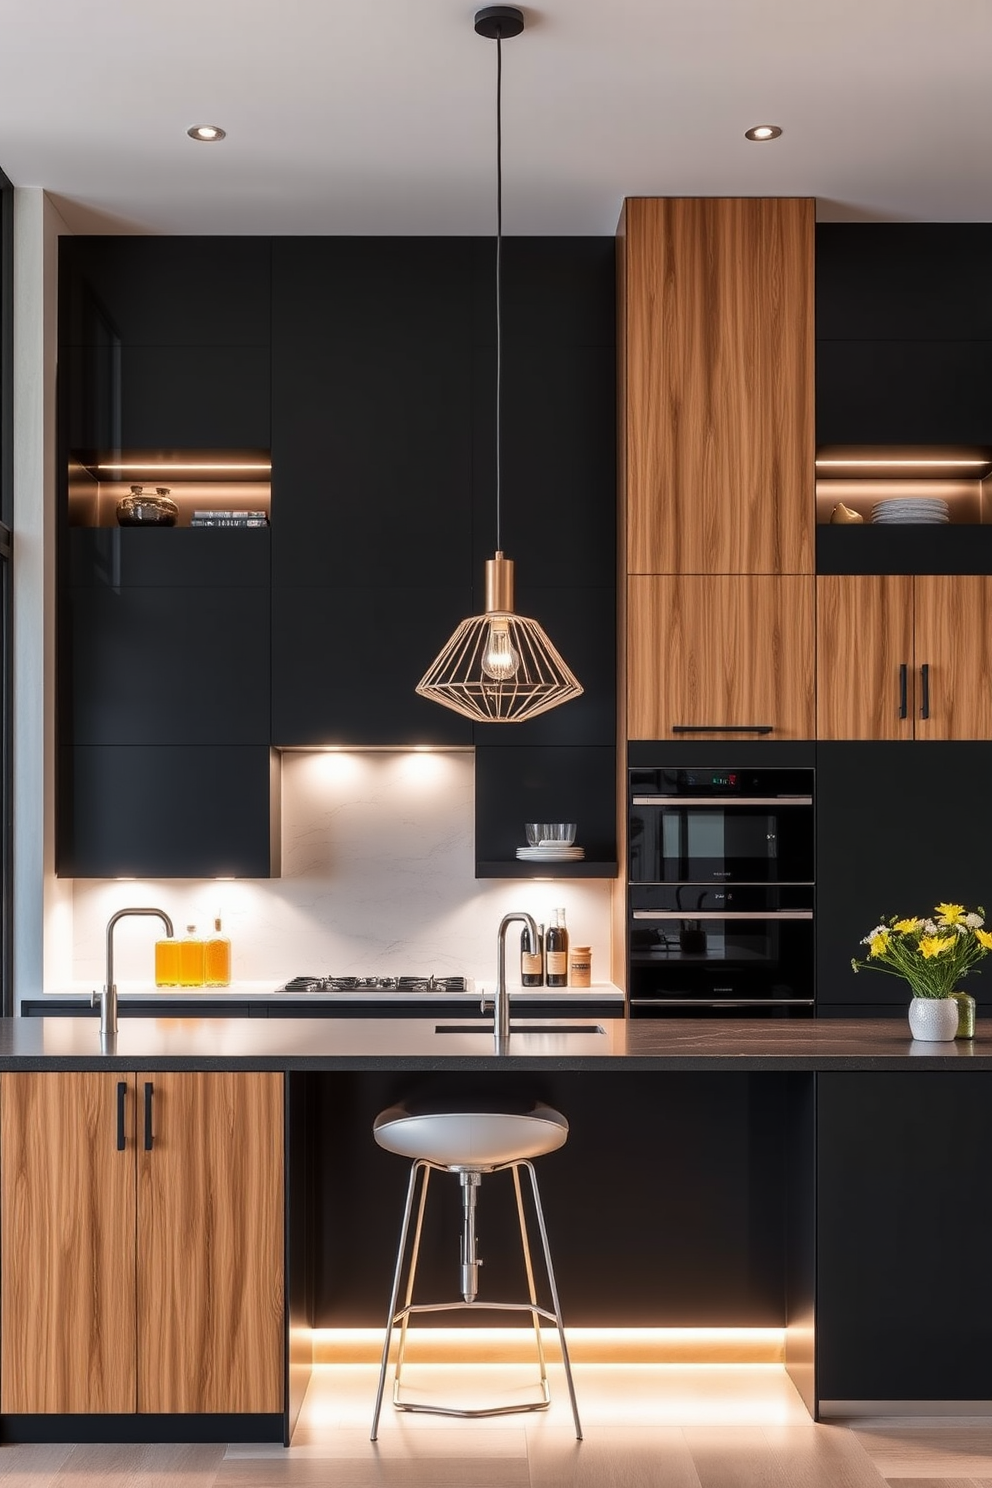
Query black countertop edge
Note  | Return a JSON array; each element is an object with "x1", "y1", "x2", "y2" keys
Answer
[
  {"x1": 2, "y1": 1016, "x2": 990, "y2": 1071},
  {"x1": 0, "y1": 1056, "x2": 987, "y2": 1072}
]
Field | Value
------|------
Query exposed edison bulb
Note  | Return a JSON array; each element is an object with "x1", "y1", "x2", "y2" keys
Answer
[{"x1": 481, "y1": 617, "x2": 520, "y2": 681}]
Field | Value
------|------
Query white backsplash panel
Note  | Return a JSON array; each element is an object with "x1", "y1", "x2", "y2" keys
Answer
[{"x1": 67, "y1": 751, "x2": 613, "y2": 988}]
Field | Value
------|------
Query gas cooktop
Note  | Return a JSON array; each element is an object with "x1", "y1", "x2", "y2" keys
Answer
[{"x1": 277, "y1": 975, "x2": 469, "y2": 995}]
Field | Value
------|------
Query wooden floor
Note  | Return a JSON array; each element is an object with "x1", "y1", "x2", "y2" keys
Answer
[{"x1": 4, "y1": 1365, "x2": 992, "y2": 1486}]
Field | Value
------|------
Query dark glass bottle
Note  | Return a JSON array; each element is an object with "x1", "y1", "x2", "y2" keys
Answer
[
  {"x1": 521, "y1": 922, "x2": 545, "y2": 987},
  {"x1": 545, "y1": 908, "x2": 569, "y2": 988}
]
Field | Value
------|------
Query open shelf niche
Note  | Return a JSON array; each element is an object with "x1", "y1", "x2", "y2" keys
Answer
[
  {"x1": 815, "y1": 445, "x2": 992, "y2": 526},
  {"x1": 68, "y1": 449, "x2": 271, "y2": 528}
]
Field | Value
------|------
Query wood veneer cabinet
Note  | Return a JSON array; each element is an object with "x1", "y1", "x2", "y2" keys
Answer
[
  {"x1": 627, "y1": 575, "x2": 815, "y2": 740},
  {"x1": 0, "y1": 1071, "x2": 284, "y2": 1417},
  {"x1": 619, "y1": 197, "x2": 814, "y2": 577},
  {"x1": 817, "y1": 574, "x2": 992, "y2": 739}
]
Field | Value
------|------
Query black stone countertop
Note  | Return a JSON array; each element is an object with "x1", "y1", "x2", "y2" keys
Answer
[{"x1": 0, "y1": 1015, "x2": 989, "y2": 1072}]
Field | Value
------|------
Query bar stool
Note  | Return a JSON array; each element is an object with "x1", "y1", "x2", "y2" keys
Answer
[{"x1": 370, "y1": 1099, "x2": 583, "y2": 1440}]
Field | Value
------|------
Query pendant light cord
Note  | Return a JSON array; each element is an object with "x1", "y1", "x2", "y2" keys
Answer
[{"x1": 495, "y1": 28, "x2": 503, "y2": 553}]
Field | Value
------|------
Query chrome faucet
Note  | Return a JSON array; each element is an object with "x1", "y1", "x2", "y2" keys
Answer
[
  {"x1": 482, "y1": 912, "x2": 539, "y2": 1042},
  {"x1": 92, "y1": 907, "x2": 174, "y2": 1036}
]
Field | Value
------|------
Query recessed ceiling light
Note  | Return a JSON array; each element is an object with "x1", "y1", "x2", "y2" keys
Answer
[
  {"x1": 744, "y1": 124, "x2": 782, "y2": 142},
  {"x1": 187, "y1": 124, "x2": 226, "y2": 142}
]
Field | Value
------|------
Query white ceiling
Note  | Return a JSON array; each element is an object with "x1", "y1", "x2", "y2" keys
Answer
[{"x1": 3, "y1": 0, "x2": 990, "y2": 235}]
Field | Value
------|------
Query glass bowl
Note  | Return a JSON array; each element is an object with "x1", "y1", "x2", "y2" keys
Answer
[{"x1": 525, "y1": 823, "x2": 577, "y2": 847}]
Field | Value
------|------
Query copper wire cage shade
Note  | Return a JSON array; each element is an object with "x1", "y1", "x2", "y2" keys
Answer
[{"x1": 416, "y1": 553, "x2": 583, "y2": 723}]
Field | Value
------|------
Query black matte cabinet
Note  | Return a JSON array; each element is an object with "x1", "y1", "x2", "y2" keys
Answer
[
  {"x1": 815, "y1": 742, "x2": 992, "y2": 1012},
  {"x1": 817, "y1": 1072, "x2": 992, "y2": 1403},
  {"x1": 60, "y1": 238, "x2": 271, "y2": 451},
  {"x1": 816, "y1": 225, "x2": 992, "y2": 446},
  {"x1": 56, "y1": 529, "x2": 275, "y2": 878}
]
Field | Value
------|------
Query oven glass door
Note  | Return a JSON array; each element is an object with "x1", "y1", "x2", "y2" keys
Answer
[
  {"x1": 628, "y1": 886, "x2": 813, "y2": 1009},
  {"x1": 629, "y1": 800, "x2": 813, "y2": 883}
]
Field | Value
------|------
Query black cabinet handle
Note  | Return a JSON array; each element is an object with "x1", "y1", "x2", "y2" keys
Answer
[
  {"x1": 899, "y1": 663, "x2": 908, "y2": 719},
  {"x1": 920, "y1": 663, "x2": 930, "y2": 720},
  {"x1": 116, "y1": 1081, "x2": 127, "y2": 1152},
  {"x1": 143, "y1": 1081, "x2": 154, "y2": 1151},
  {"x1": 671, "y1": 725, "x2": 774, "y2": 735}
]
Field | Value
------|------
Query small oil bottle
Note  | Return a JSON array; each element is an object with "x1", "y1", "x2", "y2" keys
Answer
[
  {"x1": 545, "y1": 908, "x2": 569, "y2": 989},
  {"x1": 179, "y1": 925, "x2": 205, "y2": 988},
  {"x1": 154, "y1": 934, "x2": 180, "y2": 988},
  {"x1": 204, "y1": 916, "x2": 232, "y2": 988}
]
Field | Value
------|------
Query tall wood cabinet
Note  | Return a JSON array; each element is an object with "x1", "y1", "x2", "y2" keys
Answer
[
  {"x1": 622, "y1": 196, "x2": 814, "y2": 580},
  {"x1": 817, "y1": 574, "x2": 992, "y2": 739},
  {"x1": 618, "y1": 197, "x2": 816, "y2": 742},
  {"x1": 0, "y1": 1071, "x2": 284, "y2": 1419}
]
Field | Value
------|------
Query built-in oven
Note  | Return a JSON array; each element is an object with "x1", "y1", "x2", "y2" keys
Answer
[{"x1": 627, "y1": 767, "x2": 814, "y2": 1016}]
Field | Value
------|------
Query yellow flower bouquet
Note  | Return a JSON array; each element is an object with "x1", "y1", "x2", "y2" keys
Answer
[{"x1": 852, "y1": 903, "x2": 992, "y2": 998}]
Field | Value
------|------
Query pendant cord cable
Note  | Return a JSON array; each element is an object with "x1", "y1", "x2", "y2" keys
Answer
[{"x1": 495, "y1": 27, "x2": 503, "y2": 554}]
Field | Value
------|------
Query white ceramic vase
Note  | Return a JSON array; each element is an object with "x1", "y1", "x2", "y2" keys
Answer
[{"x1": 908, "y1": 996, "x2": 959, "y2": 1042}]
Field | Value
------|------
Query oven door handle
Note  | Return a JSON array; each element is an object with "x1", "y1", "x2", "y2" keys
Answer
[
  {"x1": 629, "y1": 998, "x2": 816, "y2": 1007},
  {"x1": 631, "y1": 796, "x2": 812, "y2": 807},
  {"x1": 632, "y1": 910, "x2": 813, "y2": 920}
]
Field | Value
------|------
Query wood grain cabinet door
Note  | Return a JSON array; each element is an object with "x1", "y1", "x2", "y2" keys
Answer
[
  {"x1": 816, "y1": 576, "x2": 915, "y2": 740},
  {"x1": 627, "y1": 575, "x2": 814, "y2": 740},
  {"x1": 622, "y1": 197, "x2": 814, "y2": 576},
  {"x1": 136, "y1": 1071, "x2": 284, "y2": 1414},
  {"x1": 914, "y1": 575, "x2": 992, "y2": 740},
  {"x1": 0, "y1": 1072, "x2": 137, "y2": 1413}
]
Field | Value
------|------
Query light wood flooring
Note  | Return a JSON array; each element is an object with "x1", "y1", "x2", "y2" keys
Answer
[{"x1": 4, "y1": 1365, "x2": 992, "y2": 1486}]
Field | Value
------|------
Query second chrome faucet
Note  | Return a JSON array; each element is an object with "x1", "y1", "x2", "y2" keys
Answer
[
  {"x1": 93, "y1": 907, "x2": 174, "y2": 1036},
  {"x1": 481, "y1": 911, "x2": 539, "y2": 1043}
]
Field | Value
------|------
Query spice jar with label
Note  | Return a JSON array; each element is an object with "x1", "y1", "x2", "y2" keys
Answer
[{"x1": 568, "y1": 946, "x2": 592, "y2": 988}]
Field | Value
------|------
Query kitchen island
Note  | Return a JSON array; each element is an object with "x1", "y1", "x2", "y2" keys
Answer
[{"x1": 0, "y1": 1015, "x2": 986, "y2": 1444}]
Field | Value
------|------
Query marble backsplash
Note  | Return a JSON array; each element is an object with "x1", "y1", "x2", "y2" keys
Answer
[{"x1": 66, "y1": 750, "x2": 614, "y2": 988}]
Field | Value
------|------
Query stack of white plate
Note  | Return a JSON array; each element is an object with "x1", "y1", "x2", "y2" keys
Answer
[
  {"x1": 516, "y1": 844, "x2": 586, "y2": 862},
  {"x1": 871, "y1": 498, "x2": 950, "y2": 525}
]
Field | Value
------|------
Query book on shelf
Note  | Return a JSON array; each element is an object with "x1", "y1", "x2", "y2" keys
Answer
[
  {"x1": 190, "y1": 516, "x2": 269, "y2": 527},
  {"x1": 191, "y1": 510, "x2": 268, "y2": 518}
]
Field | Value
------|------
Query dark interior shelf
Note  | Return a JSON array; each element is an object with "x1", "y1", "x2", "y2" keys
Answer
[{"x1": 475, "y1": 860, "x2": 618, "y2": 880}]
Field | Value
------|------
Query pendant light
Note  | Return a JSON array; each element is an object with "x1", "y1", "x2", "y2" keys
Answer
[{"x1": 415, "y1": 5, "x2": 583, "y2": 724}]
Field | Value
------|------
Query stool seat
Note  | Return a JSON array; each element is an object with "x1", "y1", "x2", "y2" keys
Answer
[{"x1": 373, "y1": 1102, "x2": 568, "y2": 1168}]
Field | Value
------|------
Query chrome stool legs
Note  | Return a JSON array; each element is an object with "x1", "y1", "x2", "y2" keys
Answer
[{"x1": 370, "y1": 1156, "x2": 582, "y2": 1441}]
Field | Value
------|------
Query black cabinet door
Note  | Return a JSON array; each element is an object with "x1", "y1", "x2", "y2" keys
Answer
[
  {"x1": 815, "y1": 225, "x2": 992, "y2": 446},
  {"x1": 271, "y1": 238, "x2": 475, "y2": 590},
  {"x1": 271, "y1": 585, "x2": 473, "y2": 746},
  {"x1": 60, "y1": 237, "x2": 272, "y2": 348},
  {"x1": 815, "y1": 743, "x2": 992, "y2": 1011},
  {"x1": 58, "y1": 746, "x2": 277, "y2": 878},
  {"x1": 817, "y1": 1072, "x2": 992, "y2": 1402},
  {"x1": 816, "y1": 225, "x2": 992, "y2": 341},
  {"x1": 63, "y1": 584, "x2": 270, "y2": 747},
  {"x1": 60, "y1": 237, "x2": 271, "y2": 451}
]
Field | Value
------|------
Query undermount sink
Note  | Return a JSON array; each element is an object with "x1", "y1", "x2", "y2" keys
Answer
[{"x1": 434, "y1": 1024, "x2": 606, "y2": 1035}]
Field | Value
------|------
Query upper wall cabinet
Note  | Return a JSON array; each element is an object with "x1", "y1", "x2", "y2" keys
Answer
[
  {"x1": 60, "y1": 239, "x2": 271, "y2": 451},
  {"x1": 817, "y1": 225, "x2": 992, "y2": 447},
  {"x1": 619, "y1": 198, "x2": 815, "y2": 576}
]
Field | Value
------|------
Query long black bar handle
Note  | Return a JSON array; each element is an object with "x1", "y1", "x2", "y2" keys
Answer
[
  {"x1": 920, "y1": 663, "x2": 931, "y2": 720},
  {"x1": 671, "y1": 725, "x2": 774, "y2": 735},
  {"x1": 898, "y1": 663, "x2": 908, "y2": 719},
  {"x1": 143, "y1": 1081, "x2": 154, "y2": 1151},
  {"x1": 116, "y1": 1080, "x2": 127, "y2": 1152}
]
